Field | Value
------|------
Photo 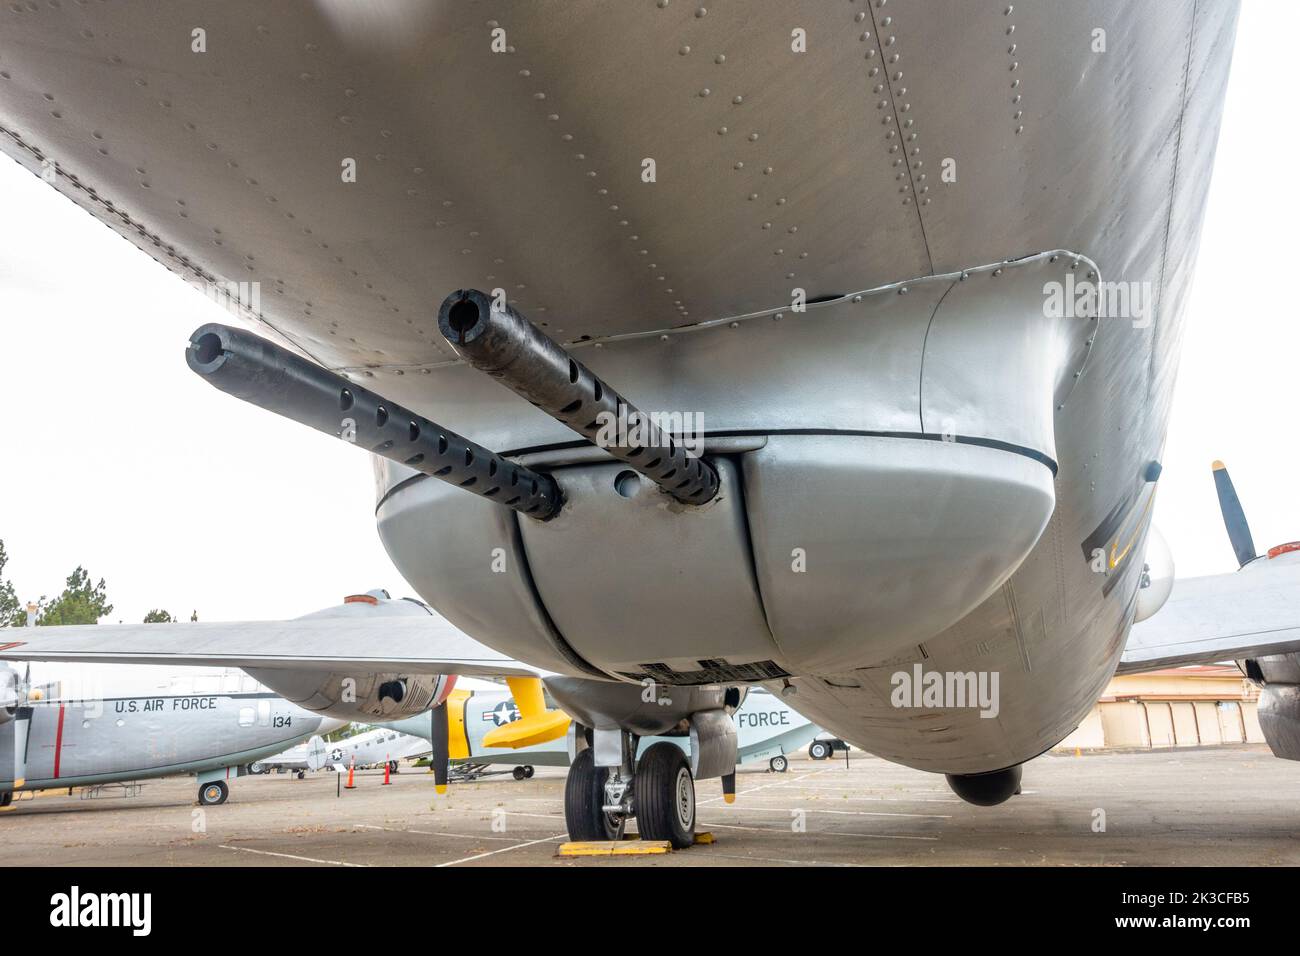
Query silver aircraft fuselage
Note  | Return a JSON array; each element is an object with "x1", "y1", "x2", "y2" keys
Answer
[
  {"x1": 11, "y1": 670, "x2": 333, "y2": 793},
  {"x1": 0, "y1": 2, "x2": 1240, "y2": 775}
]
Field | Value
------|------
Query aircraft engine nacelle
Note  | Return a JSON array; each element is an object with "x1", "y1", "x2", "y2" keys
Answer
[
  {"x1": 1134, "y1": 526, "x2": 1175, "y2": 623},
  {"x1": 242, "y1": 667, "x2": 454, "y2": 722},
  {"x1": 1247, "y1": 655, "x2": 1300, "y2": 762}
]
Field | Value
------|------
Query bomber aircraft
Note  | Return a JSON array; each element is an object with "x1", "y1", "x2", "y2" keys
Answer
[{"x1": 5, "y1": 1, "x2": 1299, "y2": 850}]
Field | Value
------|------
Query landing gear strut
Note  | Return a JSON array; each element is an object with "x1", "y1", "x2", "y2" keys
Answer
[{"x1": 563, "y1": 730, "x2": 698, "y2": 849}]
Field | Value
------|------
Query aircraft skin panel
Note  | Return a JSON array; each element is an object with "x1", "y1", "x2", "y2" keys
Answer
[
  {"x1": 0, "y1": 0, "x2": 936, "y2": 376},
  {"x1": 0, "y1": 1, "x2": 1241, "y2": 776},
  {"x1": 0, "y1": 3, "x2": 1224, "y2": 397}
]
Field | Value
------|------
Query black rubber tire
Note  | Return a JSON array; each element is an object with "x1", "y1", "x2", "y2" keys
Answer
[
  {"x1": 809, "y1": 740, "x2": 831, "y2": 760},
  {"x1": 945, "y1": 765, "x2": 1023, "y2": 807},
  {"x1": 769, "y1": 754, "x2": 789, "y2": 773},
  {"x1": 634, "y1": 742, "x2": 695, "y2": 849},
  {"x1": 522, "y1": 765, "x2": 535, "y2": 779},
  {"x1": 0, "y1": 791, "x2": 12, "y2": 807},
  {"x1": 512, "y1": 765, "x2": 527, "y2": 781},
  {"x1": 564, "y1": 749, "x2": 621, "y2": 841},
  {"x1": 198, "y1": 780, "x2": 229, "y2": 806},
  {"x1": 296, "y1": 770, "x2": 305, "y2": 780}
]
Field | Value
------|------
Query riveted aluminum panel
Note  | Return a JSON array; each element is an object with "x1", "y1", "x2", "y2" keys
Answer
[
  {"x1": 517, "y1": 457, "x2": 778, "y2": 675},
  {"x1": 920, "y1": 253, "x2": 1097, "y2": 461}
]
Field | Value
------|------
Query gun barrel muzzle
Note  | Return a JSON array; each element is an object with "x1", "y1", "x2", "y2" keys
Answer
[
  {"x1": 186, "y1": 323, "x2": 563, "y2": 520},
  {"x1": 437, "y1": 290, "x2": 719, "y2": 505}
]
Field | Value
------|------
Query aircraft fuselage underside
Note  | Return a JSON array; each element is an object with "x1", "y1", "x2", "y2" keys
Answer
[{"x1": 376, "y1": 252, "x2": 1150, "y2": 776}]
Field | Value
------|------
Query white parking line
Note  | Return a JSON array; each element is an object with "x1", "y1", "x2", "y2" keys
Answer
[
  {"x1": 352, "y1": 823, "x2": 518, "y2": 843},
  {"x1": 710, "y1": 804, "x2": 950, "y2": 819},
  {"x1": 435, "y1": 833, "x2": 568, "y2": 867},
  {"x1": 699, "y1": 820, "x2": 940, "y2": 841},
  {"x1": 696, "y1": 767, "x2": 835, "y2": 806},
  {"x1": 705, "y1": 852, "x2": 860, "y2": 867},
  {"x1": 220, "y1": 845, "x2": 367, "y2": 867},
  {"x1": 432, "y1": 808, "x2": 565, "y2": 820}
]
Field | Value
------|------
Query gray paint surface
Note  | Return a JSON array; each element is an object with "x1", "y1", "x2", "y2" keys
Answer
[{"x1": 0, "y1": 2, "x2": 1242, "y2": 775}]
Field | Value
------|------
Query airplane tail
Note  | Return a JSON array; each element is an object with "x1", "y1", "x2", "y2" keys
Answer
[
  {"x1": 304, "y1": 735, "x2": 328, "y2": 772},
  {"x1": 481, "y1": 677, "x2": 570, "y2": 749}
]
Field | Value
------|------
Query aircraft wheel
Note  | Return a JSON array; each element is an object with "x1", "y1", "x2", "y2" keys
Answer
[
  {"x1": 946, "y1": 766, "x2": 1022, "y2": 807},
  {"x1": 769, "y1": 754, "x2": 789, "y2": 773},
  {"x1": 388, "y1": 761, "x2": 399, "y2": 774},
  {"x1": 199, "y1": 780, "x2": 229, "y2": 806},
  {"x1": 563, "y1": 749, "x2": 623, "y2": 841},
  {"x1": 0, "y1": 791, "x2": 12, "y2": 807},
  {"x1": 809, "y1": 740, "x2": 831, "y2": 760},
  {"x1": 512, "y1": 766, "x2": 527, "y2": 781},
  {"x1": 296, "y1": 770, "x2": 305, "y2": 780},
  {"x1": 522, "y1": 765, "x2": 535, "y2": 779},
  {"x1": 634, "y1": 742, "x2": 695, "y2": 849}
]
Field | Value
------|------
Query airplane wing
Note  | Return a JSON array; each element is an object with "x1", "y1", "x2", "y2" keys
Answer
[
  {"x1": 1117, "y1": 561, "x2": 1300, "y2": 674},
  {"x1": 0, "y1": 615, "x2": 540, "y2": 678}
]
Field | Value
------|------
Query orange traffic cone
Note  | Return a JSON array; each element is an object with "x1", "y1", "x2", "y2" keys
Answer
[
  {"x1": 382, "y1": 757, "x2": 392, "y2": 786},
  {"x1": 344, "y1": 755, "x2": 356, "y2": 789}
]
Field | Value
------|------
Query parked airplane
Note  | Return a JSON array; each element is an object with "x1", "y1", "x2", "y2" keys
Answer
[
  {"x1": 249, "y1": 736, "x2": 329, "y2": 778},
  {"x1": 0, "y1": 662, "x2": 344, "y2": 808},
  {"x1": 4, "y1": 1, "x2": 1284, "y2": 849},
  {"x1": 262, "y1": 680, "x2": 822, "y2": 781},
  {"x1": 254, "y1": 726, "x2": 419, "y2": 776}
]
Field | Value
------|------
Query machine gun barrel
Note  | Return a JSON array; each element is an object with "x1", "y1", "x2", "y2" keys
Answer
[
  {"x1": 436, "y1": 290, "x2": 719, "y2": 505},
  {"x1": 185, "y1": 323, "x2": 563, "y2": 520}
]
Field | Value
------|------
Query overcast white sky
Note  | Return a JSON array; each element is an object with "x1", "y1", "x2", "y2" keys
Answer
[{"x1": 0, "y1": 3, "x2": 1296, "y2": 626}]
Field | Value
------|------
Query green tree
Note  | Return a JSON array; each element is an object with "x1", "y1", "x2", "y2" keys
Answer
[
  {"x1": 143, "y1": 609, "x2": 173, "y2": 623},
  {"x1": 0, "y1": 539, "x2": 20, "y2": 627},
  {"x1": 35, "y1": 566, "x2": 113, "y2": 626}
]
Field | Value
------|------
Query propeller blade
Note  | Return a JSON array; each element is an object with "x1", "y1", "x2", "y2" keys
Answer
[
  {"x1": 1212, "y1": 460, "x2": 1257, "y2": 568},
  {"x1": 431, "y1": 701, "x2": 449, "y2": 795}
]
